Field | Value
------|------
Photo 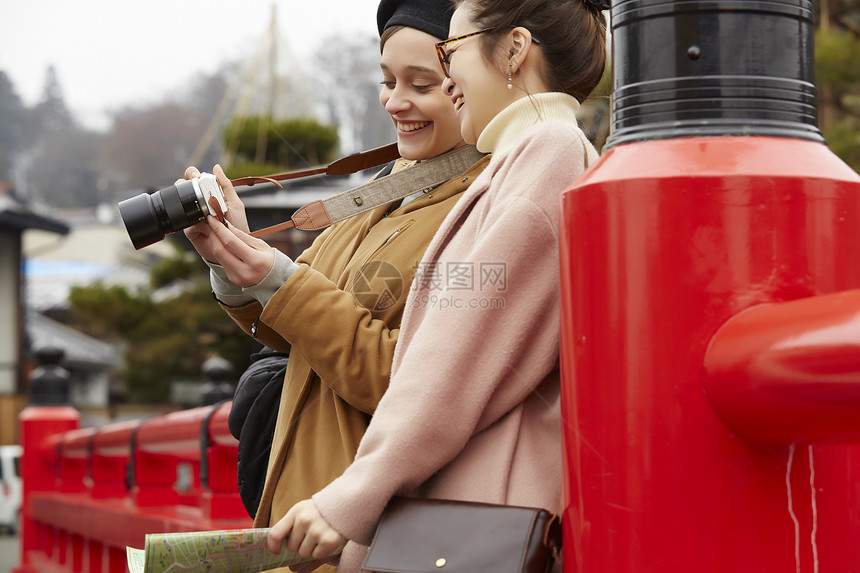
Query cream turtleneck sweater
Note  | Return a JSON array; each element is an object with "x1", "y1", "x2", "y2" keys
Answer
[{"x1": 477, "y1": 92, "x2": 582, "y2": 155}]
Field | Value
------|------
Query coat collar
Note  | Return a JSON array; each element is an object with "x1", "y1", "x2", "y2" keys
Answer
[{"x1": 477, "y1": 92, "x2": 581, "y2": 154}]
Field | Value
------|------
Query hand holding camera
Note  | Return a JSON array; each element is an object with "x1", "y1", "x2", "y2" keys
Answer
[
  {"x1": 117, "y1": 164, "x2": 274, "y2": 286},
  {"x1": 117, "y1": 164, "x2": 246, "y2": 249},
  {"x1": 185, "y1": 165, "x2": 249, "y2": 231},
  {"x1": 179, "y1": 166, "x2": 248, "y2": 261},
  {"x1": 199, "y1": 214, "x2": 277, "y2": 288},
  {"x1": 179, "y1": 166, "x2": 273, "y2": 287}
]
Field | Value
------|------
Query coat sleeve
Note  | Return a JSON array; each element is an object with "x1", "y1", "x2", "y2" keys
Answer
[
  {"x1": 258, "y1": 263, "x2": 398, "y2": 414},
  {"x1": 311, "y1": 126, "x2": 586, "y2": 544},
  {"x1": 216, "y1": 221, "x2": 342, "y2": 354}
]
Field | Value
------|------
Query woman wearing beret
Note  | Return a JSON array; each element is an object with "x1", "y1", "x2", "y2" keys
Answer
[
  {"x1": 268, "y1": 0, "x2": 608, "y2": 571},
  {"x1": 180, "y1": 0, "x2": 488, "y2": 566}
]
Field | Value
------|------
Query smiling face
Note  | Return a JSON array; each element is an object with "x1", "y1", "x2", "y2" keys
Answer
[
  {"x1": 379, "y1": 27, "x2": 465, "y2": 160},
  {"x1": 442, "y1": 3, "x2": 516, "y2": 145}
]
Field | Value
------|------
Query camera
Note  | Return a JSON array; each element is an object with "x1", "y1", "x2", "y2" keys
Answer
[{"x1": 118, "y1": 173, "x2": 228, "y2": 249}]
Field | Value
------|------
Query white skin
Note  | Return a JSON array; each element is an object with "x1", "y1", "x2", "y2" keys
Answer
[
  {"x1": 262, "y1": 2, "x2": 554, "y2": 565},
  {"x1": 181, "y1": 28, "x2": 463, "y2": 289}
]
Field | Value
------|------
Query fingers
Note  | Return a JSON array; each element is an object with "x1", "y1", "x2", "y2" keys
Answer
[
  {"x1": 310, "y1": 530, "x2": 345, "y2": 560},
  {"x1": 205, "y1": 218, "x2": 249, "y2": 268},
  {"x1": 183, "y1": 221, "x2": 214, "y2": 259},
  {"x1": 208, "y1": 218, "x2": 270, "y2": 253},
  {"x1": 213, "y1": 164, "x2": 250, "y2": 232},
  {"x1": 207, "y1": 218, "x2": 252, "y2": 252},
  {"x1": 278, "y1": 500, "x2": 346, "y2": 561},
  {"x1": 184, "y1": 221, "x2": 210, "y2": 240},
  {"x1": 205, "y1": 218, "x2": 275, "y2": 286},
  {"x1": 213, "y1": 164, "x2": 238, "y2": 202},
  {"x1": 226, "y1": 220, "x2": 270, "y2": 250},
  {"x1": 176, "y1": 166, "x2": 200, "y2": 186},
  {"x1": 282, "y1": 503, "x2": 306, "y2": 555},
  {"x1": 185, "y1": 166, "x2": 201, "y2": 180},
  {"x1": 267, "y1": 512, "x2": 295, "y2": 554}
]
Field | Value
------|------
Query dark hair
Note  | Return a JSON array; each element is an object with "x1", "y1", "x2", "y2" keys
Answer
[
  {"x1": 452, "y1": 0, "x2": 607, "y2": 102},
  {"x1": 380, "y1": 25, "x2": 406, "y2": 52}
]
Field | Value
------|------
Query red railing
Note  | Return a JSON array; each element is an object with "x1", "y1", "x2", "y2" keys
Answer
[{"x1": 14, "y1": 402, "x2": 252, "y2": 573}]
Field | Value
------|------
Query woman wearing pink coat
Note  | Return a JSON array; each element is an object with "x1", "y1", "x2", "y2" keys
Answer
[{"x1": 268, "y1": 0, "x2": 609, "y2": 570}]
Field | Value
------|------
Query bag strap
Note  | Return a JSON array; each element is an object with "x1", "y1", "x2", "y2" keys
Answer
[
  {"x1": 545, "y1": 513, "x2": 563, "y2": 566},
  {"x1": 244, "y1": 145, "x2": 486, "y2": 237}
]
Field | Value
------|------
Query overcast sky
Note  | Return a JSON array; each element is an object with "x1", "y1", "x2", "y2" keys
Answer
[{"x1": 0, "y1": 0, "x2": 381, "y2": 129}]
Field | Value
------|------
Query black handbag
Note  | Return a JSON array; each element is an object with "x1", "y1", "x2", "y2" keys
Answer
[{"x1": 362, "y1": 496, "x2": 562, "y2": 573}]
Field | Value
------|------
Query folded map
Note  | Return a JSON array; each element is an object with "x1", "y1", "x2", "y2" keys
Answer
[{"x1": 126, "y1": 528, "x2": 324, "y2": 573}]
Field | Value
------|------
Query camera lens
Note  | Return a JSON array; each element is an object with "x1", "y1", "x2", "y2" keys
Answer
[{"x1": 118, "y1": 179, "x2": 207, "y2": 250}]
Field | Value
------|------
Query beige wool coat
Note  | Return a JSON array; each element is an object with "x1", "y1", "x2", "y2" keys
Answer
[{"x1": 221, "y1": 155, "x2": 490, "y2": 536}]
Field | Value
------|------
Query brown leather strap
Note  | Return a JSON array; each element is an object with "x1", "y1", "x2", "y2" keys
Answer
[
  {"x1": 207, "y1": 196, "x2": 226, "y2": 224},
  {"x1": 250, "y1": 218, "x2": 297, "y2": 236},
  {"x1": 230, "y1": 142, "x2": 400, "y2": 187},
  {"x1": 247, "y1": 200, "x2": 333, "y2": 236},
  {"x1": 249, "y1": 145, "x2": 486, "y2": 237}
]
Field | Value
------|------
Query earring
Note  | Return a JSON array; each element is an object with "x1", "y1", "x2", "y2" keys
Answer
[{"x1": 507, "y1": 62, "x2": 513, "y2": 90}]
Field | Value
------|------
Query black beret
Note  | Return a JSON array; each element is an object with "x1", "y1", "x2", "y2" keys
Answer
[{"x1": 377, "y1": 0, "x2": 454, "y2": 40}]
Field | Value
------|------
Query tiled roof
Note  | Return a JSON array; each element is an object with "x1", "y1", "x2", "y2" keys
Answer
[
  {"x1": 0, "y1": 190, "x2": 70, "y2": 235},
  {"x1": 26, "y1": 309, "x2": 119, "y2": 370}
]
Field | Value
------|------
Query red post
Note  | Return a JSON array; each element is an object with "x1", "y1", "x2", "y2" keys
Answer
[
  {"x1": 704, "y1": 289, "x2": 860, "y2": 446},
  {"x1": 559, "y1": 1, "x2": 860, "y2": 570},
  {"x1": 14, "y1": 406, "x2": 80, "y2": 573},
  {"x1": 559, "y1": 136, "x2": 860, "y2": 572}
]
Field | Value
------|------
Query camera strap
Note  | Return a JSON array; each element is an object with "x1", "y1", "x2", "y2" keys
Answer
[
  {"x1": 229, "y1": 142, "x2": 402, "y2": 188},
  {"x1": 245, "y1": 145, "x2": 486, "y2": 237}
]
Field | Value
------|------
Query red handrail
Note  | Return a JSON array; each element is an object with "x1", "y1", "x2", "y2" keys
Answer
[{"x1": 14, "y1": 401, "x2": 251, "y2": 573}]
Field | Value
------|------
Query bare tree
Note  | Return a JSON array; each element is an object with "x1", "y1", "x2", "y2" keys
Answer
[
  {"x1": 100, "y1": 104, "x2": 211, "y2": 195},
  {"x1": 27, "y1": 128, "x2": 100, "y2": 208},
  {"x1": 313, "y1": 33, "x2": 394, "y2": 154}
]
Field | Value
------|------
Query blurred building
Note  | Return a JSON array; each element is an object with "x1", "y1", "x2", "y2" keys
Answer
[
  {"x1": 27, "y1": 309, "x2": 119, "y2": 409},
  {"x1": 23, "y1": 205, "x2": 175, "y2": 314},
  {"x1": 0, "y1": 183, "x2": 68, "y2": 397},
  {"x1": 0, "y1": 182, "x2": 69, "y2": 445}
]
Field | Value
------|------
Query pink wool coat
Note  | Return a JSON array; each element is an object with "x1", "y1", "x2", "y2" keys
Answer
[{"x1": 313, "y1": 117, "x2": 598, "y2": 572}]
